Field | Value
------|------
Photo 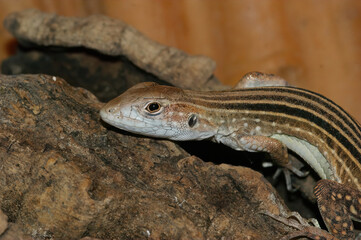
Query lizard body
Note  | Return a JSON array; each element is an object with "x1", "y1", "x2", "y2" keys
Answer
[{"x1": 100, "y1": 72, "x2": 361, "y2": 239}]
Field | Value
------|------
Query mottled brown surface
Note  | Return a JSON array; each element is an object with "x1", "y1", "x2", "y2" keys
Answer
[
  {"x1": 1, "y1": 1, "x2": 361, "y2": 122},
  {"x1": 0, "y1": 209, "x2": 31, "y2": 240},
  {"x1": 0, "y1": 8, "x2": 325, "y2": 239},
  {"x1": 1, "y1": 48, "x2": 166, "y2": 103},
  {"x1": 0, "y1": 210, "x2": 8, "y2": 236},
  {"x1": 3, "y1": 9, "x2": 222, "y2": 91},
  {"x1": 0, "y1": 74, "x2": 299, "y2": 239}
]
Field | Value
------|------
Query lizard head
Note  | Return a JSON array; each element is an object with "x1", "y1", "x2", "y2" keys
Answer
[{"x1": 100, "y1": 82, "x2": 217, "y2": 140}]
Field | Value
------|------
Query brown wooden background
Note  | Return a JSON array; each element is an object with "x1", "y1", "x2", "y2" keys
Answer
[{"x1": 1, "y1": 0, "x2": 361, "y2": 121}]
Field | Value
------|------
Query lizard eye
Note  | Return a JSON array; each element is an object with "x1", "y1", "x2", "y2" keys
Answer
[
  {"x1": 145, "y1": 102, "x2": 162, "y2": 114},
  {"x1": 188, "y1": 114, "x2": 197, "y2": 128}
]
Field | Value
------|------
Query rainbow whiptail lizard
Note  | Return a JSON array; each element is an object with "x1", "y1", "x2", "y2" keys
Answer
[{"x1": 100, "y1": 72, "x2": 361, "y2": 239}]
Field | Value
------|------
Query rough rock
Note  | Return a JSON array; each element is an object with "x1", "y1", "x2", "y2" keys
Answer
[{"x1": 0, "y1": 74, "x2": 296, "y2": 239}]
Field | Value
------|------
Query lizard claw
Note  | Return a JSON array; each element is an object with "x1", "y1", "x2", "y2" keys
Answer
[
  {"x1": 260, "y1": 211, "x2": 338, "y2": 240},
  {"x1": 272, "y1": 155, "x2": 309, "y2": 192},
  {"x1": 272, "y1": 168, "x2": 300, "y2": 192},
  {"x1": 285, "y1": 163, "x2": 309, "y2": 178}
]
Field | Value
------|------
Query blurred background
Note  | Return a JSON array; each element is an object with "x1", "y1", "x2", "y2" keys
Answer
[{"x1": 1, "y1": 0, "x2": 361, "y2": 120}]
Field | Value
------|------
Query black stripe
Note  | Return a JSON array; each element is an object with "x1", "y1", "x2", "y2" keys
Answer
[
  {"x1": 252, "y1": 87, "x2": 361, "y2": 139},
  {"x1": 194, "y1": 94, "x2": 361, "y2": 148},
  {"x1": 226, "y1": 102, "x2": 361, "y2": 162},
  {"x1": 189, "y1": 87, "x2": 361, "y2": 145}
]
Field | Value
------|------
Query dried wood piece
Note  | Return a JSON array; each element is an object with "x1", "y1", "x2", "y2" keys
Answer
[
  {"x1": 0, "y1": 210, "x2": 8, "y2": 235},
  {"x1": 0, "y1": 210, "x2": 32, "y2": 240},
  {"x1": 1, "y1": 49, "x2": 165, "y2": 102},
  {"x1": 3, "y1": 9, "x2": 223, "y2": 90},
  {"x1": 0, "y1": 74, "x2": 301, "y2": 239}
]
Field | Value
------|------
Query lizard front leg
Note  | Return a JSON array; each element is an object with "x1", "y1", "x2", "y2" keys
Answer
[
  {"x1": 237, "y1": 135, "x2": 289, "y2": 166},
  {"x1": 215, "y1": 134, "x2": 306, "y2": 188}
]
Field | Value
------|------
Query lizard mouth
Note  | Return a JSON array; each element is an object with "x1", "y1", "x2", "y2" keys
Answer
[
  {"x1": 100, "y1": 107, "x2": 118, "y2": 121},
  {"x1": 99, "y1": 107, "x2": 165, "y2": 135}
]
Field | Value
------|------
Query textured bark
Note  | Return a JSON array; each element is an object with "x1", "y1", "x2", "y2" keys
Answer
[
  {"x1": 0, "y1": 74, "x2": 296, "y2": 239},
  {"x1": 1, "y1": 48, "x2": 166, "y2": 103},
  {"x1": 0, "y1": 9, "x2": 322, "y2": 239},
  {"x1": 3, "y1": 9, "x2": 223, "y2": 91},
  {"x1": 0, "y1": 211, "x2": 8, "y2": 237}
]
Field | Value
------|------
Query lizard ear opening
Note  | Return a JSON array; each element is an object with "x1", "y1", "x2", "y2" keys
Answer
[{"x1": 188, "y1": 114, "x2": 197, "y2": 128}]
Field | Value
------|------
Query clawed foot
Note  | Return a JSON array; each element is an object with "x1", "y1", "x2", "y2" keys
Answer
[
  {"x1": 269, "y1": 155, "x2": 309, "y2": 192},
  {"x1": 260, "y1": 211, "x2": 338, "y2": 240}
]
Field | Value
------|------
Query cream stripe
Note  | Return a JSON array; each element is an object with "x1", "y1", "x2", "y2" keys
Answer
[
  {"x1": 187, "y1": 87, "x2": 361, "y2": 141},
  {"x1": 170, "y1": 100, "x2": 361, "y2": 187},
  {"x1": 188, "y1": 88, "x2": 361, "y2": 143}
]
